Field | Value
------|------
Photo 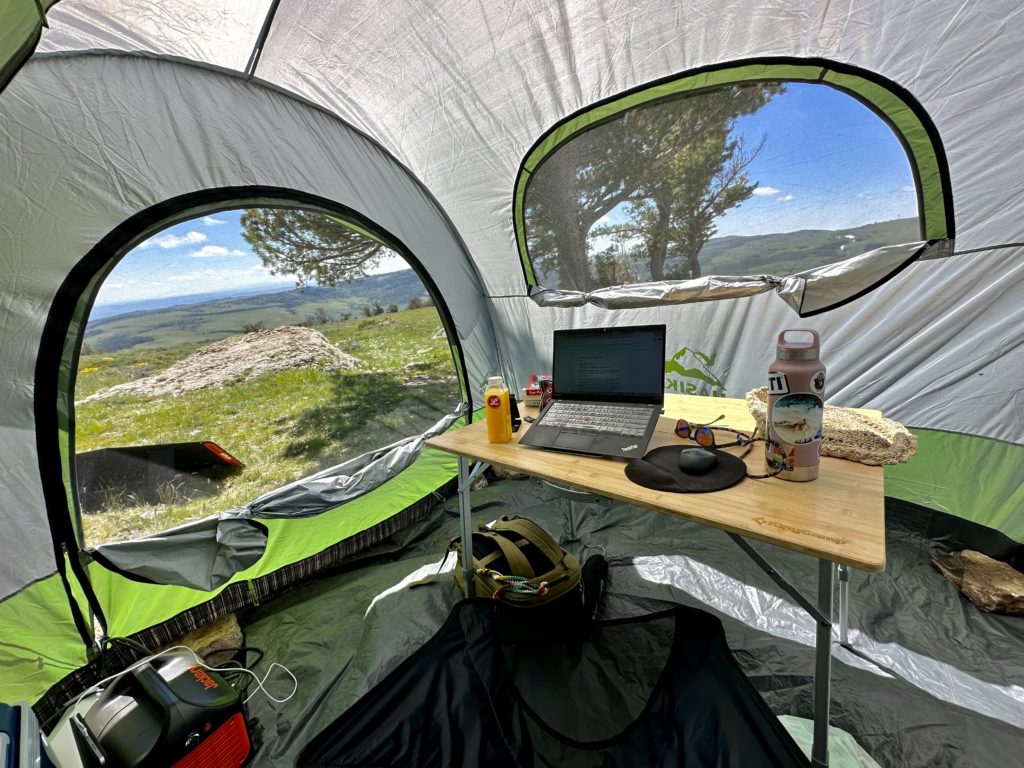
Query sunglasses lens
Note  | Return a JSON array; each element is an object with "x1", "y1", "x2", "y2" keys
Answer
[
  {"x1": 694, "y1": 427, "x2": 715, "y2": 448},
  {"x1": 675, "y1": 420, "x2": 691, "y2": 438}
]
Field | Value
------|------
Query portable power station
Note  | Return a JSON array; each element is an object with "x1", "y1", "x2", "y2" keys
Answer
[
  {"x1": 1, "y1": 701, "x2": 56, "y2": 768},
  {"x1": 65, "y1": 653, "x2": 251, "y2": 768}
]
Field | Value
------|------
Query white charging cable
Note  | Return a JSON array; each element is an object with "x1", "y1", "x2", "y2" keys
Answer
[{"x1": 73, "y1": 644, "x2": 298, "y2": 712}]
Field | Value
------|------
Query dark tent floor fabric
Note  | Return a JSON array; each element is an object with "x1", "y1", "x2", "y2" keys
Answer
[{"x1": 241, "y1": 474, "x2": 1024, "y2": 768}]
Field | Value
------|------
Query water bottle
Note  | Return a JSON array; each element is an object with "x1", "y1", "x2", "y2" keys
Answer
[
  {"x1": 766, "y1": 329, "x2": 826, "y2": 481},
  {"x1": 484, "y1": 376, "x2": 512, "y2": 444}
]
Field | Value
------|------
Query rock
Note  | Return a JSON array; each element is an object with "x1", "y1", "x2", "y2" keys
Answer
[
  {"x1": 933, "y1": 549, "x2": 1024, "y2": 615},
  {"x1": 81, "y1": 326, "x2": 361, "y2": 402},
  {"x1": 490, "y1": 465, "x2": 526, "y2": 480},
  {"x1": 163, "y1": 613, "x2": 244, "y2": 667},
  {"x1": 403, "y1": 374, "x2": 457, "y2": 387}
]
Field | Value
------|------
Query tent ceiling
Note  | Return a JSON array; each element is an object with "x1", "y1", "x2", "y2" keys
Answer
[{"x1": 28, "y1": 1, "x2": 1024, "y2": 301}]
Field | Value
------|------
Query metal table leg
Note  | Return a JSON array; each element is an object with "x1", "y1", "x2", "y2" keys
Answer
[
  {"x1": 837, "y1": 563, "x2": 849, "y2": 646},
  {"x1": 457, "y1": 455, "x2": 489, "y2": 598},
  {"x1": 726, "y1": 534, "x2": 834, "y2": 767},
  {"x1": 812, "y1": 559, "x2": 835, "y2": 768}
]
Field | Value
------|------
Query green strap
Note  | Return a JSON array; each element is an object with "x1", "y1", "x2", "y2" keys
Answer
[
  {"x1": 494, "y1": 517, "x2": 564, "y2": 566},
  {"x1": 476, "y1": 530, "x2": 535, "y2": 577}
]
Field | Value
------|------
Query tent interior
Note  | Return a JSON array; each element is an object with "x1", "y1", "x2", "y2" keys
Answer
[{"x1": 2, "y1": 2, "x2": 1023, "y2": 767}]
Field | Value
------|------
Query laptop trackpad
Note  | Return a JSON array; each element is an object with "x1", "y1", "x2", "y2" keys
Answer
[{"x1": 552, "y1": 432, "x2": 596, "y2": 451}]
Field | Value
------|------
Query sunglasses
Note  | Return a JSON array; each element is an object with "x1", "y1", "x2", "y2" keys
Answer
[
  {"x1": 674, "y1": 416, "x2": 750, "y2": 449},
  {"x1": 674, "y1": 416, "x2": 784, "y2": 480}
]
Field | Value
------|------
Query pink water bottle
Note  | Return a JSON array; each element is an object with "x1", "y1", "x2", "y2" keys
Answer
[{"x1": 766, "y1": 329, "x2": 826, "y2": 481}]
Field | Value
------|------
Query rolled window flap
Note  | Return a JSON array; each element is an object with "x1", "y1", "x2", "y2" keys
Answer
[
  {"x1": 529, "y1": 241, "x2": 934, "y2": 316},
  {"x1": 783, "y1": 241, "x2": 931, "y2": 315},
  {"x1": 87, "y1": 514, "x2": 268, "y2": 591},
  {"x1": 242, "y1": 404, "x2": 467, "y2": 519}
]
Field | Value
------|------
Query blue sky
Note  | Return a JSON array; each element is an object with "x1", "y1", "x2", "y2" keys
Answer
[
  {"x1": 97, "y1": 83, "x2": 916, "y2": 307},
  {"x1": 713, "y1": 83, "x2": 916, "y2": 236}
]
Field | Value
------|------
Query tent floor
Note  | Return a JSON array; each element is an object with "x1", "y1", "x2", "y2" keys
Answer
[{"x1": 241, "y1": 474, "x2": 1024, "y2": 767}]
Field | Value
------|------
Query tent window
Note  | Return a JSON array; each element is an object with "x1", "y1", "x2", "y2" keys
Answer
[
  {"x1": 519, "y1": 77, "x2": 927, "y2": 293},
  {"x1": 74, "y1": 207, "x2": 460, "y2": 547}
]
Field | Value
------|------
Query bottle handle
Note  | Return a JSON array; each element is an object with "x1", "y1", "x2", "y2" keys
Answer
[{"x1": 777, "y1": 328, "x2": 820, "y2": 348}]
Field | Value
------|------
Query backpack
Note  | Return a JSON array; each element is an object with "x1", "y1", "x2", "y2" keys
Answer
[{"x1": 450, "y1": 516, "x2": 582, "y2": 606}]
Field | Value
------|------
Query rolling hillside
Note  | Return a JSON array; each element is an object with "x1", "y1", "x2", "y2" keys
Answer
[
  {"x1": 85, "y1": 268, "x2": 430, "y2": 353},
  {"x1": 697, "y1": 217, "x2": 920, "y2": 276}
]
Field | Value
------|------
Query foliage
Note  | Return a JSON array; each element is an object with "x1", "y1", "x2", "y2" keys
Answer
[
  {"x1": 525, "y1": 83, "x2": 783, "y2": 290},
  {"x1": 241, "y1": 208, "x2": 392, "y2": 288}
]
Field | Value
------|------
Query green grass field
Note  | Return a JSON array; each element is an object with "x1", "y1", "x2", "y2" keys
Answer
[{"x1": 75, "y1": 307, "x2": 460, "y2": 545}]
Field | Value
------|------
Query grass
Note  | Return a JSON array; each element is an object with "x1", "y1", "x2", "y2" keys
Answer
[{"x1": 75, "y1": 307, "x2": 460, "y2": 546}]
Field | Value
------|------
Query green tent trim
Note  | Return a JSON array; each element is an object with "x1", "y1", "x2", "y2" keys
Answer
[
  {"x1": 0, "y1": 0, "x2": 53, "y2": 95},
  {"x1": 0, "y1": 574, "x2": 92, "y2": 704},
  {"x1": 88, "y1": 444, "x2": 460, "y2": 639},
  {"x1": 886, "y1": 429, "x2": 1024, "y2": 544}
]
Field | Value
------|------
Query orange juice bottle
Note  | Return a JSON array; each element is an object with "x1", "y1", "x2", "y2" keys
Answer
[{"x1": 484, "y1": 376, "x2": 512, "y2": 443}]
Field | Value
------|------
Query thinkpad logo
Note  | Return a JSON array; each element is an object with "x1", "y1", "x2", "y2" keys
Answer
[{"x1": 621, "y1": 444, "x2": 638, "y2": 452}]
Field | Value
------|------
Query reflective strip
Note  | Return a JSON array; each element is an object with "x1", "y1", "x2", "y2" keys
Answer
[{"x1": 629, "y1": 554, "x2": 1024, "y2": 730}]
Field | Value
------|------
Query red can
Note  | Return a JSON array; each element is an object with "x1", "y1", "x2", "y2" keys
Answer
[{"x1": 539, "y1": 377, "x2": 554, "y2": 409}]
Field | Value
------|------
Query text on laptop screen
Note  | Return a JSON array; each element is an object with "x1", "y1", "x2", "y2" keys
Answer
[{"x1": 552, "y1": 326, "x2": 666, "y2": 402}]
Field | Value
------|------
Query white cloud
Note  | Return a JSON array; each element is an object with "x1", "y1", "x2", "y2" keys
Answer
[
  {"x1": 780, "y1": 194, "x2": 794, "y2": 202},
  {"x1": 752, "y1": 186, "x2": 780, "y2": 196},
  {"x1": 188, "y1": 245, "x2": 247, "y2": 258},
  {"x1": 142, "y1": 231, "x2": 207, "y2": 249},
  {"x1": 901, "y1": 185, "x2": 916, "y2": 193},
  {"x1": 202, "y1": 216, "x2": 226, "y2": 226}
]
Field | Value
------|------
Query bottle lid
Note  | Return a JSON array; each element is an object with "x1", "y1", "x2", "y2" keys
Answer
[
  {"x1": 777, "y1": 329, "x2": 820, "y2": 361},
  {"x1": 487, "y1": 376, "x2": 503, "y2": 387}
]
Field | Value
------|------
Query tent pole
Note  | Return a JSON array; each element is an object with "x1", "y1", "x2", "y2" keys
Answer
[{"x1": 457, "y1": 456, "x2": 487, "y2": 597}]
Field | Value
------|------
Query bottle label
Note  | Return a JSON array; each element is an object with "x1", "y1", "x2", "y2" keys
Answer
[{"x1": 487, "y1": 394, "x2": 502, "y2": 409}]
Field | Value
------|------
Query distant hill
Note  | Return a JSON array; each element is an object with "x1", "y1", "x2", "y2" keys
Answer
[
  {"x1": 85, "y1": 269, "x2": 430, "y2": 353},
  {"x1": 90, "y1": 283, "x2": 295, "y2": 321},
  {"x1": 695, "y1": 218, "x2": 920, "y2": 276}
]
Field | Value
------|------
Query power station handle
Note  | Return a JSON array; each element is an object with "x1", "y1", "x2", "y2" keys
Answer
[{"x1": 132, "y1": 664, "x2": 179, "y2": 711}]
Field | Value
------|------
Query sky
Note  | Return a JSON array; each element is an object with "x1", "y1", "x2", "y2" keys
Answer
[
  {"x1": 94, "y1": 211, "x2": 408, "y2": 308},
  {"x1": 708, "y1": 83, "x2": 916, "y2": 237},
  {"x1": 96, "y1": 83, "x2": 917, "y2": 308}
]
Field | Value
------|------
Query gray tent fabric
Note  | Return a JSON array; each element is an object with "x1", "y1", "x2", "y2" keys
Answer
[
  {"x1": 240, "y1": 477, "x2": 1024, "y2": 767},
  {"x1": 1, "y1": 0, "x2": 1024, "y2": 738},
  {"x1": 88, "y1": 515, "x2": 268, "y2": 591}
]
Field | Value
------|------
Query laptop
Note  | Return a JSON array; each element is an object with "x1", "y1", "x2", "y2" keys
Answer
[{"x1": 518, "y1": 324, "x2": 666, "y2": 459}]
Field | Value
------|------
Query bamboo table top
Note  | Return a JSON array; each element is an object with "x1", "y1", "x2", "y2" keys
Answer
[{"x1": 427, "y1": 393, "x2": 886, "y2": 572}]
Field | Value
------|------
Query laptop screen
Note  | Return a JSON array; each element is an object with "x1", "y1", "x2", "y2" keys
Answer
[{"x1": 552, "y1": 325, "x2": 666, "y2": 404}]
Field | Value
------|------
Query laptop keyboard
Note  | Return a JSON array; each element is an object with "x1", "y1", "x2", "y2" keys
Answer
[{"x1": 541, "y1": 402, "x2": 656, "y2": 437}]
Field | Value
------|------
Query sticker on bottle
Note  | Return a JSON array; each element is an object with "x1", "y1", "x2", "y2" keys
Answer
[
  {"x1": 768, "y1": 371, "x2": 789, "y2": 395},
  {"x1": 770, "y1": 393, "x2": 824, "y2": 445},
  {"x1": 811, "y1": 371, "x2": 826, "y2": 393},
  {"x1": 487, "y1": 394, "x2": 501, "y2": 408}
]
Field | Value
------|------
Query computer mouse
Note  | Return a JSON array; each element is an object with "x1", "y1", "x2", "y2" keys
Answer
[{"x1": 678, "y1": 447, "x2": 718, "y2": 475}]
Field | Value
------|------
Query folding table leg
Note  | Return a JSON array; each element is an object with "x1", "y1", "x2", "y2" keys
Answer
[
  {"x1": 457, "y1": 456, "x2": 475, "y2": 597},
  {"x1": 837, "y1": 563, "x2": 850, "y2": 646},
  {"x1": 812, "y1": 559, "x2": 835, "y2": 767}
]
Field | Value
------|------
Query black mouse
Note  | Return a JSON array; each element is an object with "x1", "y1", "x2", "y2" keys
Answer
[{"x1": 678, "y1": 447, "x2": 718, "y2": 475}]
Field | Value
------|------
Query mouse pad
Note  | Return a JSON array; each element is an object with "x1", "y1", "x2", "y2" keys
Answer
[{"x1": 625, "y1": 445, "x2": 747, "y2": 493}]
